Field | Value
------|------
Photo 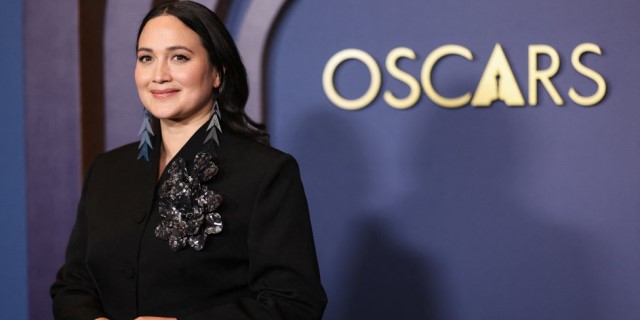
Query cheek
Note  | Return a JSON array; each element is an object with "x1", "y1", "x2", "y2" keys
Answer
[
  {"x1": 178, "y1": 64, "x2": 215, "y2": 87},
  {"x1": 134, "y1": 66, "x2": 148, "y2": 89},
  {"x1": 173, "y1": 67, "x2": 200, "y2": 86}
]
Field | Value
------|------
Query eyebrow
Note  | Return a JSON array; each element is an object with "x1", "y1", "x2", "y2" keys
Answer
[{"x1": 137, "y1": 46, "x2": 195, "y2": 53}]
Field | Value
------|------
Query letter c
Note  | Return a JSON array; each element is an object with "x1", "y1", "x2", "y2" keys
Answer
[{"x1": 421, "y1": 45, "x2": 474, "y2": 108}]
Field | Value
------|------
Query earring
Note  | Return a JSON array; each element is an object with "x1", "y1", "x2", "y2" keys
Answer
[
  {"x1": 204, "y1": 100, "x2": 222, "y2": 145},
  {"x1": 137, "y1": 108, "x2": 154, "y2": 161}
]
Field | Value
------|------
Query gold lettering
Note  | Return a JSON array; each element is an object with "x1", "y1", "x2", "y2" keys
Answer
[
  {"x1": 421, "y1": 45, "x2": 473, "y2": 108},
  {"x1": 568, "y1": 43, "x2": 607, "y2": 106},
  {"x1": 383, "y1": 47, "x2": 421, "y2": 109},
  {"x1": 322, "y1": 49, "x2": 381, "y2": 110},
  {"x1": 528, "y1": 44, "x2": 563, "y2": 106},
  {"x1": 472, "y1": 43, "x2": 525, "y2": 107}
]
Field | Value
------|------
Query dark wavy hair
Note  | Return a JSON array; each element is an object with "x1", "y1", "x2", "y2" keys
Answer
[{"x1": 137, "y1": 0, "x2": 268, "y2": 144}]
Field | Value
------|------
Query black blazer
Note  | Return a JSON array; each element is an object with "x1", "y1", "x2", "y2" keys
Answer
[{"x1": 51, "y1": 124, "x2": 327, "y2": 319}]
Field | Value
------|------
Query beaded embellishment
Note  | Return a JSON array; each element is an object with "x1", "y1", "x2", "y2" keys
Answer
[{"x1": 155, "y1": 152, "x2": 223, "y2": 251}]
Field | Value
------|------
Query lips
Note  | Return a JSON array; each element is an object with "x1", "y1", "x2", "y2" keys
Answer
[{"x1": 150, "y1": 89, "x2": 179, "y2": 99}]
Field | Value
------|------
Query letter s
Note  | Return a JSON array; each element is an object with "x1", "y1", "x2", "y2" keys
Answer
[{"x1": 568, "y1": 43, "x2": 607, "y2": 106}]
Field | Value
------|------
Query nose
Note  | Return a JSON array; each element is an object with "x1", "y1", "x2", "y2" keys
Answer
[{"x1": 152, "y1": 60, "x2": 171, "y2": 83}]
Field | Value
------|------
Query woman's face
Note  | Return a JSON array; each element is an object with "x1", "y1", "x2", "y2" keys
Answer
[{"x1": 135, "y1": 15, "x2": 220, "y2": 124}]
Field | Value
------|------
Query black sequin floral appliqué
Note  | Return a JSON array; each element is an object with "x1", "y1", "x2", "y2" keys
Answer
[{"x1": 155, "y1": 152, "x2": 223, "y2": 251}]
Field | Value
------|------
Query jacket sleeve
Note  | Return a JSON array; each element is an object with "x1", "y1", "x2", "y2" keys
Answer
[
  {"x1": 182, "y1": 154, "x2": 327, "y2": 320},
  {"x1": 51, "y1": 161, "x2": 107, "y2": 320}
]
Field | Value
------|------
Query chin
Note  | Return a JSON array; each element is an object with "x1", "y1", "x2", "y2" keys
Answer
[
  {"x1": 145, "y1": 104, "x2": 181, "y2": 119},
  {"x1": 151, "y1": 112, "x2": 183, "y2": 122}
]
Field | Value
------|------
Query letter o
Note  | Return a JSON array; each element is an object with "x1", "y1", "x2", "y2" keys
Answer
[{"x1": 322, "y1": 49, "x2": 381, "y2": 110}]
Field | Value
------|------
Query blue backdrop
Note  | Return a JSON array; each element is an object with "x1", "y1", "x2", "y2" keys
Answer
[
  {"x1": 268, "y1": 1, "x2": 639, "y2": 319},
  {"x1": 0, "y1": 0, "x2": 27, "y2": 319}
]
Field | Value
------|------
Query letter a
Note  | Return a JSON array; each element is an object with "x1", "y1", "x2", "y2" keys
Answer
[{"x1": 471, "y1": 44, "x2": 525, "y2": 107}]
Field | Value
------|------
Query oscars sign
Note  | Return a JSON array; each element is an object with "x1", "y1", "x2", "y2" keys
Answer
[{"x1": 323, "y1": 43, "x2": 606, "y2": 110}]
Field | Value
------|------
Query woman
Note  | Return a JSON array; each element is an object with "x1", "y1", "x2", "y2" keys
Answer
[{"x1": 50, "y1": 1, "x2": 327, "y2": 319}]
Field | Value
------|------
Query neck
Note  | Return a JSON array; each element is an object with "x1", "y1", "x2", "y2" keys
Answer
[{"x1": 158, "y1": 108, "x2": 211, "y2": 175}]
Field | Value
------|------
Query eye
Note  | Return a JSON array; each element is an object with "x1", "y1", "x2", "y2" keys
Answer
[
  {"x1": 172, "y1": 54, "x2": 190, "y2": 62},
  {"x1": 138, "y1": 55, "x2": 152, "y2": 63}
]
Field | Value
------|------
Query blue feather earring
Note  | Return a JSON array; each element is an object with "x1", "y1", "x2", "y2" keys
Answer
[
  {"x1": 204, "y1": 100, "x2": 222, "y2": 145},
  {"x1": 137, "y1": 108, "x2": 154, "y2": 161}
]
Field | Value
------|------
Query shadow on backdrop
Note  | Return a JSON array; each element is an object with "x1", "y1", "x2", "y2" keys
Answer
[
  {"x1": 340, "y1": 216, "x2": 448, "y2": 320},
  {"x1": 396, "y1": 105, "x2": 603, "y2": 320},
  {"x1": 287, "y1": 110, "x2": 450, "y2": 319}
]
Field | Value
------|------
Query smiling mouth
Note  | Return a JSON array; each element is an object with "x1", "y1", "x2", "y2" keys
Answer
[{"x1": 151, "y1": 89, "x2": 179, "y2": 99}]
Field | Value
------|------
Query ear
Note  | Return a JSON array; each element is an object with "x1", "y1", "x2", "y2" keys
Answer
[{"x1": 212, "y1": 67, "x2": 222, "y2": 89}]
